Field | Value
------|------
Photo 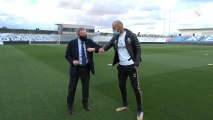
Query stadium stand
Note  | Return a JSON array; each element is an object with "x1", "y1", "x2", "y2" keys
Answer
[
  {"x1": 203, "y1": 36, "x2": 213, "y2": 42},
  {"x1": 170, "y1": 36, "x2": 189, "y2": 42},
  {"x1": 170, "y1": 36, "x2": 213, "y2": 43},
  {"x1": 1, "y1": 33, "x2": 213, "y2": 45},
  {"x1": 0, "y1": 33, "x2": 57, "y2": 41}
]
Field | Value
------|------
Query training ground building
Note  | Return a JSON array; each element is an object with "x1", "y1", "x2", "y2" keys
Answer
[
  {"x1": 56, "y1": 24, "x2": 95, "y2": 35},
  {"x1": 178, "y1": 28, "x2": 213, "y2": 36}
]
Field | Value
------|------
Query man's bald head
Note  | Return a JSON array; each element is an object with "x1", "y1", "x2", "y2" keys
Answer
[
  {"x1": 112, "y1": 20, "x2": 125, "y2": 34},
  {"x1": 112, "y1": 20, "x2": 123, "y2": 28}
]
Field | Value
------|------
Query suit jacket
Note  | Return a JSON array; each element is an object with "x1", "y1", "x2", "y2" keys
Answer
[{"x1": 65, "y1": 38, "x2": 101, "y2": 77}]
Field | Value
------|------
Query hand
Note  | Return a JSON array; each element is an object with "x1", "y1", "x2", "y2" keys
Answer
[
  {"x1": 73, "y1": 60, "x2": 79, "y2": 66},
  {"x1": 87, "y1": 48, "x2": 95, "y2": 52},
  {"x1": 99, "y1": 47, "x2": 105, "y2": 52}
]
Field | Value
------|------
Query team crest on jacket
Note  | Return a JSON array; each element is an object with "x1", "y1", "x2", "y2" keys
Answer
[
  {"x1": 114, "y1": 40, "x2": 118, "y2": 44},
  {"x1": 127, "y1": 37, "x2": 131, "y2": 43}
]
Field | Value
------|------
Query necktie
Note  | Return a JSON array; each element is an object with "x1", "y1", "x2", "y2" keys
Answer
[{"x1": 81, "y1": 41, "x2": 86, "y2": 66}]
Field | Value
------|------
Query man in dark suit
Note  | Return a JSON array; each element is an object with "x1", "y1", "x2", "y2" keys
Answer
[{"x1": 65, "y1": 27, "x2": 101, "y2": 115}]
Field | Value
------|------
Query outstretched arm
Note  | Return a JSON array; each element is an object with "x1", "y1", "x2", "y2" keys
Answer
[
  {"x1": 87, "y1": 40, "x2": 102, "y2": 53},
  {"x1": 103, "y1": 35, "x2": 117, "y2": 51}
]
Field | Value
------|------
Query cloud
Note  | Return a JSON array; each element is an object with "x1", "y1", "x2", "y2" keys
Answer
[
  {"x1": 179, "y1": 0, "x2": 212, "y2": 2},
  {"x1": 0, "y1": 0, "x2": 213, "y2": 34},
  {"x1": 0, "y1": 13, "x2": 27, "y2": 27},
  {"x1": 139, "y1": 6, "x2": 161, "y2": 11},
  {"x1": 57, "y1": 0, "x2": 137, "y2": 15}
]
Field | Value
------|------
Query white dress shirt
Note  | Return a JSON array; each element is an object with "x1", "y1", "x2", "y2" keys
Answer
[{"x1": 78, "y1": 39, "x2": 88, "y2": 65}]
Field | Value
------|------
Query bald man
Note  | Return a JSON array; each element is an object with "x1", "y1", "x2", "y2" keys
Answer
[{"x1": 99, "y1": 20, "x2": 143, "y2": 120}]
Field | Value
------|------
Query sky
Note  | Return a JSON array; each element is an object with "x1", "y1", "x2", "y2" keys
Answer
[{"x1": 0, "y1": 0, "x2": 213, "y2": 35}]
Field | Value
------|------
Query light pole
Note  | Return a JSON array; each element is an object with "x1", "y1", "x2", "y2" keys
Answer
[
  {"x1": 164, "y1": 11, "x2": 166, "y2": 36},
  {"x1": 96, "y1": 31, "x2": 100, "y2": 44},
  {"x1": 168, "y1": 10, "x2": 171, "y2": 36},
  {"x1": 164, "y1": 10, "x2": 171, "y2": 36}
]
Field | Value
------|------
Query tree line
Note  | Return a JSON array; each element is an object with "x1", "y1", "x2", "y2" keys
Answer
[{"x1": 0, "y1": 26, "x2": 58, "y2": 34}]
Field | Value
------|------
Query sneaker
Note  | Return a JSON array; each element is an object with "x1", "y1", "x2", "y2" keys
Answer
[
  {"x1": 137, "y1": 111, "x2": 144, "y2": 120},
  {"x1": 115, "y1": 106, "x2": 128, "y2": 112}
]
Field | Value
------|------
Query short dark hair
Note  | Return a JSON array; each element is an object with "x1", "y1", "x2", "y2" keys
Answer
[{"x1": 76, "y1": 27, "x2": 86, "y2": 36}]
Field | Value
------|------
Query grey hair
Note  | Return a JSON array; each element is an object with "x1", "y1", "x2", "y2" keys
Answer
[{"x1": 76, "y1": 27, "x2": 86, "y2": 36}]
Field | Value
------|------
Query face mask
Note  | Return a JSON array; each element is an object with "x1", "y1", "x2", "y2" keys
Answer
[
  {"x1": 113, "y1": 29, "x2": 120, "y2": 35},
  {"x1": 79, "y1": 36, "x2": 87, "y2": 41}
]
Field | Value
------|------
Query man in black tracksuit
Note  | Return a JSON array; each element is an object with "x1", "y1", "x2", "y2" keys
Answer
[{"x1": 99, "y1": 20, "x2": 143, "y2": 120}]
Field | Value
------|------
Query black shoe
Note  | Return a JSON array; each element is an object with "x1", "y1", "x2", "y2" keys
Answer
[
  {"x1": 83, "y1": 104, "x2": 91, "y2": 111},
  {"x1": 67, "y1": 108, "x2": 73, "y2": 115}
]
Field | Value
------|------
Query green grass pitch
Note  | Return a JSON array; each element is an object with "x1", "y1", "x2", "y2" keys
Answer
[{"x1": 0, "y1": 44, "x2": 213, "y2": 120}]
